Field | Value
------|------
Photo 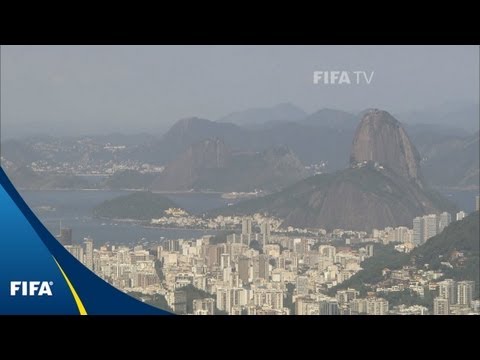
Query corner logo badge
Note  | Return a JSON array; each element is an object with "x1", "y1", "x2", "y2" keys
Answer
[
  {"x1": 10, "y1": 281, "x2": 54, "y2": 296},
  {"x1": 313, "y1": 71, "x2": 374, "y2": 85}
]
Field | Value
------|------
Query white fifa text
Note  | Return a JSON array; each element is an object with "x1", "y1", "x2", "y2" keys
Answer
[
  {"x1": 313, "y1": 71, "x2": 374, "y2": 85},
  {"x1": 10, "y1": 281, "x2": 54, "y2": 296}
]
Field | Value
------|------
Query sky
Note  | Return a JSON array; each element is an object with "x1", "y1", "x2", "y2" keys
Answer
[{"x1": 1, "y1": 45, "x2": 478, "y2": 138}]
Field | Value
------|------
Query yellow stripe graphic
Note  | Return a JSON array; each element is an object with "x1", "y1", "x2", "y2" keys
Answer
[{"x1": 54, "y1": 257, "x2": 88, "y2": 315}]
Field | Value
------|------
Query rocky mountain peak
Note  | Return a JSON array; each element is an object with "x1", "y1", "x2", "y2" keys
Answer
[{"x1": 350, "y1": 109, "x2": 422, "y2": 185}]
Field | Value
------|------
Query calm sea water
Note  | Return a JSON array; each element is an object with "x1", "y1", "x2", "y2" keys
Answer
[
  {"x1": 20, "y1": 190, "x2": 233, "y2": 246},
  {"x1": 19, "y1": 188, "x2": 479, "y2": 246}
]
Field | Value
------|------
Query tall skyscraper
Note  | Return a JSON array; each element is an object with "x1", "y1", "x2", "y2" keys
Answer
[
  {"x1": 457, "y1": 281, "x2": 475, "y2": 307},
  {"x1": 216, "y1": 288, "x2": 232, "y2": 313},
  {"x1": 413, "y1": 217, "x2": 424, "y2": 246},
  {"x1": 240, "y1": 234, "x2": 251, "y2": 246},
  {"x1": 242, "y1": 218, "x2": 252, "y2": 235},
  {"x1": 295, "y1": 297, "x2": 317, "y2": 315},
  {"x1": 424, "y1": 214, "x2": 439, "y2": 242},
  {"x1": 226, "y1": 233, "x2": 237, "y2": 244},
  {"x1": 320, "y1": 300, "x2": 339, "y2": 315},
  {"x1": 319, "y1": 245, "x2": 336, "y2": 261},
  {"x1": 193, "y1": 298, "x2": 215, "y2": 315},
  {"x1": 336, "y1": 288, "x2": 357, "y2": 304},
  {"x1": 170, "y1": 290, "x2": 187, "y2": 314},
  {"x1": 260, "y1": 219, "x2": 271, "y2": 247},
  {"x1": 220, "y1": 253, "x2": 231, "y2": 269},
  {"x1": 394, "y1": 226, "x2": 409, "y2": 243},
  {"x1": 258, "y1": 254, "x2": 270, "y2": 280},
  {"x1": 438, "y1": 212, "x2": 451, "y2": 233},
  {"x1": 366, "y1": 298, "x2": 389, "y2": 315},
  {"x1": 433, "y1": 297, "x2": 450, "y2": 315},
  {"x1": 438, "y1": 279, "x2": 456, "y2": 304},
  {"x1": 296, "y1": 276, "x2": 309, "y2": 295},
  {"x1": 84, "y1": 237, "x2": 94, "y2": 271},
  {"x1": 237, "y1": 256, "x2": 250, "y2": 284},
  {"x1": 456, "y1": 211, "x2": 467, "y2": 221},
  {"x1": 365, "y1": 244, "x2": 374, "y2": 257}
]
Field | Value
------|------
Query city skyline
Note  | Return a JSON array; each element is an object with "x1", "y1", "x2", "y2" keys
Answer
[
  {"x1": 59, "y1": 202, "x2": 478, "y2": 315},
  {"x1": 1, "y1": 45, "x2": 478, "y2": 316}
]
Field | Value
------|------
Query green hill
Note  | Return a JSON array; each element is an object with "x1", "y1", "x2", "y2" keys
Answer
[
  {"x1": 93, "y1": 191, "x2": 182, "y2": 220},
  {"x1": 333, "y1": 211, "x2": 479, "y2": 296},
  {"x1": 210, "y1": 164, "x2": 457, "y2": 232},
  {"x1": 412, "y1": 211, "x2": 479, "y2": 266}
]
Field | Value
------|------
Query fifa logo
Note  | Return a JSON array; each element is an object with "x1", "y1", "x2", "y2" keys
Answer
[
  {"x1": 10, "y1": 281, "x2": 54, "y2": 296},
  {"x1": 313, "y1": 71, "x2": 374, "y2": 85}
]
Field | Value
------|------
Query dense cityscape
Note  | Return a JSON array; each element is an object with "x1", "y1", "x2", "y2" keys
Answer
[
  {"x1": 59, "y1": 196, "x2": 479, "y2": 315},
  {"x1": 2, "y1": 45, "x2": 479, "y2": 318}
]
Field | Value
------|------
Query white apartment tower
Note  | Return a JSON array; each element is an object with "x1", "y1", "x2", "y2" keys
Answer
[
  {"x1": 423, "y1": 214, "x2": 439, "y2": 242},
  {"x1": 456, "y1": 211, "x2": 467, "y2": 221},
  {"x1": 438, "y1": 279, "x2": 456, "y2": 304},
  {"x1": 413, "y1": 217, "x2": 424, "y2": 245},
  {"x1": 433, "y1": 297, "x2": 450, "y2": 315},
  {"x1": 84, "y1": 237, "x2": 94, "y2": 271},
  {"x1": 457, "y1": 281, "x2": 475, "y2": 307},
  {"x1": 241, "y1": 218, "x2": 252, "y2": 235},
  {"x1": 438, "y1": 212, "x2": 451, "y2": 233}
]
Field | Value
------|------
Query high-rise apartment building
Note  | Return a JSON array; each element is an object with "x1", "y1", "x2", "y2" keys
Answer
[
  {"x1": 84, "y1": 237, "x2": 94, "y2": 271},
  {"x1": 216, "y1": 288, "x2": 232, "y2": 313},
  {"x1": 433, "y1": 297, "x2": 449, "y2": 315},
  {"x1": 320, "y1": 300, "x2": 339, "y2": 315},
  {"x1": 64, "y1": 244, "x2": 84, "y2": 263},
  {"x1": 193, "y1": 298, "x2": 215, "y2": 315},
  {"x1": 413, "y1": 216, "x2": 424, "y2": 245},
  {"x1": 366, "y1": 298, "x2": 389, "y2": 315},
  {"x1": 424, "y1": 214, "x2": 439, "y2": 242},
  {"x1": 438, "y1": 279, "x2": 456, "y2": 304},
  {"x1": 457, "y1": 281, "x2": 475, "y2": 307},
  {"x1": 170, "y1": 290, "x2": 187, "y2": 314},
  {"x1": 258, "y1": 254, "x2": 270, "y2": 280},
  {"x1": 260, "y1": 220, "x2": 271, "y2": 247},
  {"x1": 365, "y1": 244, "x2": 374, "y2": 257},
  {"x1": 242, "y1": 218, "x2": 252, "y2": 235},
  {"x1": 438, "y1": 212, "x2": 451, "y2": 233},
  {"x1": 394, "y1": 226, "x2": 409, "y2": 243},
  {"x1": 296, "y1": 276, "x2": 309, "y2": 295},
  {"x1": 456, "y1": 211, "x2": 467, "y2": 221},
  {"x1": 237, "y1": 256, "x2": 250, "y2": 284}
]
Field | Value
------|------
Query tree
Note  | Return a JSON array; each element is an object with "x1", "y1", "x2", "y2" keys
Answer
[{"x1": 249, "y1": 240, "x2": 263, "y2": 254}]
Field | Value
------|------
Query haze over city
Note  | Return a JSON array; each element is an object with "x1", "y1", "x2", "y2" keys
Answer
[
  {"x1": 0, "y1": 45, "x2": 478, "y2": 315},
  {"x1": 1, "y1": 45, "x2": 478, "y2": 138}
]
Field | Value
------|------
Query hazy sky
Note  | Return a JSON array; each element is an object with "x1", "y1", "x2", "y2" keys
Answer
[{"x1": 1, "y1": 45, "x2": 478, "y2": 138}]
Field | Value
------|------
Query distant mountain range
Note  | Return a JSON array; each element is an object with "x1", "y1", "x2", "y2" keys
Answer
[
  {"x1": 419, "y1": 131, "x2": 479, "y2": 190},
  {"x1": 300, "y1": 108, "x2": 358, "y2": 130},
  {"x1": 218, "y1": 103, "x2": 307, "y2": 127},
  {"x1": 150, "y1": 138, "x2": 308, "y2": 192},
  {"x1": 147, "y1": 108, "x2": 358, "y2": 170},
  {"x1": 396, "y1": 102, "x2": 479, "y2": 132},
  {"x1": 2, "y1": 103, "x2": 478, "y2": 193},
  {"x1": 211, "y1": 110, "x2": 457, "y2": 231},
  {"x1": 5, "y1": 166, "x2": 92, "y2": 190}
]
